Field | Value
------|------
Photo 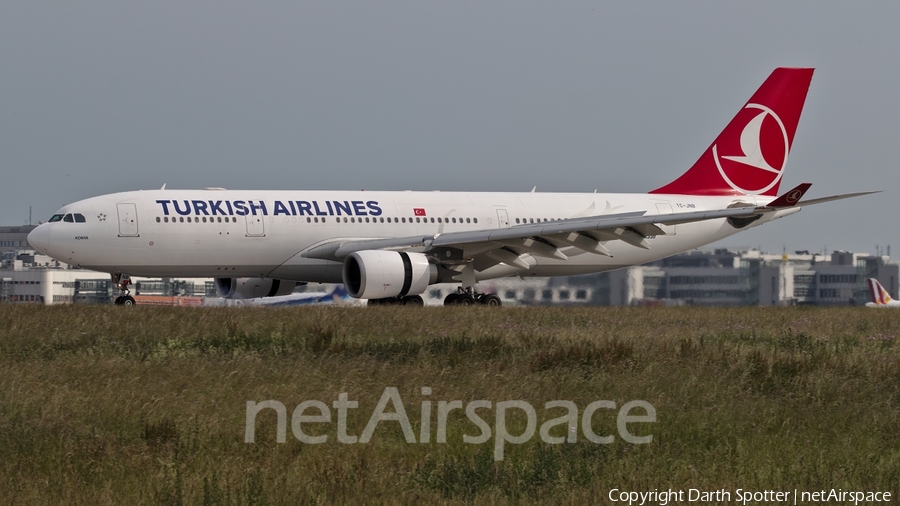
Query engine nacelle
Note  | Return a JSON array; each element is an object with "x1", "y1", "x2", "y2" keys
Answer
[
  {"x1": 214, "y1": 277, "x2": 297, "y2": 300},
  {"x1": 342, "y1": 250, "x2": 438, "y2": 299}
]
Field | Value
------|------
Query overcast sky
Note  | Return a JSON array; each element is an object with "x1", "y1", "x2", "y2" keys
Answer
[{"x1": 2, "y1": 2, "x2": 897, "y2": 255}]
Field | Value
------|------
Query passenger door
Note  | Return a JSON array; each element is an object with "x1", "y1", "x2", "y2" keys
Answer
[
  {"x1": 245, "y1": 214, "x2": 265, "y2": 237},
  {"x1": 496, "y1": 209, "x2": 510, "y2": 228},
  {"x1": 116, "y1": 203, "x2": 139, "y2": 237}
]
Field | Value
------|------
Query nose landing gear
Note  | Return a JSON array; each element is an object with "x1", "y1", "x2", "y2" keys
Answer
[{"x1": 111, "y1": 273, "x2": 136, "y2": 306}]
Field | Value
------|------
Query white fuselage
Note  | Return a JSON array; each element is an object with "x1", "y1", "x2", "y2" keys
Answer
[
  {"x1": 866, "y1": 302, "x2": 900, "y2": 308},
  {"x1": 27, "y1": 189, "x2": 792, "y2": 284}
]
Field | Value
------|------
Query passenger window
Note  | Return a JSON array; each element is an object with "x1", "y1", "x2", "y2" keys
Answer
[
  {"x1": 466, "y1": 218, "x2": 470, "y2": 223},
  {"x1": 156, "y1": 217, "x2": 161, "y2": 223},
  {"x1": 473, "y1": 218, "x2": 478, "y2": 223}
]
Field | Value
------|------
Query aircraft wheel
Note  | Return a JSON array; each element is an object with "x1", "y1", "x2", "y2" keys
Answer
[
  {"x1": 403, "y1": 295, "x2": 424, "y2": 306},
  {"x1": 121, "y1": 296, "x2": 136, "y2": 306},
  {"x1": 443, "y1": 293, "x2": 460, "y2": 306},
  {"x1": 457, "y1": 295, "x2": 475, "y2": 306},
  {"x1": 482, "y1": 294, "x2": 502, "y2": 306}
]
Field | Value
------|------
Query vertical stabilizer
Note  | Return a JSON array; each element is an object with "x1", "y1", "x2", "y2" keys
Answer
[
  {"x1": 651, "y1": 68, "x2": 814, "y2": 196},
  {"x1": 868, "y1": 278, "x2": 895, "y2": 306}
]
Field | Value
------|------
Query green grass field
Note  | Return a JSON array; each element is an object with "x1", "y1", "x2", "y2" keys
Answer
[{"x1": 1, "y1": 304, "x2": 898, "y2": 504}]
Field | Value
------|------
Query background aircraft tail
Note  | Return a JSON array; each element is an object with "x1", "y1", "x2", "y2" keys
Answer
[
  {"x1": 867, "y1": 278, "x2": 896, "y2": 306},
  {"x1": 651, "y1": 67, "x2": 814, "y2": 197}
]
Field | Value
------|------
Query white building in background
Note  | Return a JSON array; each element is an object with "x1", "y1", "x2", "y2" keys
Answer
[
  {"x1": 0, "y1": 226, "x2": 34, "y2": 254},
  {"x1": 2, "y1": 252, "x2": 217, "y2": 305},
  {"x1": 599, "y1": 248, "x2": 897, "y2": 307}
]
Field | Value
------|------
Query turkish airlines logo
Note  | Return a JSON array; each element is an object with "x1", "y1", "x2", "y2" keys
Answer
[
  {"x1": 784, "y1": 188, "x2": 803, "y2": 204},
  {"x1": 713, "y1": 103, "x2": 790, "y2": 195}
]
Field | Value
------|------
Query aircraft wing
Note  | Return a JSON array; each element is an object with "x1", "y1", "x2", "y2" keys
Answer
[
  {"x1": 304, "y1": 206, "x2": 763, "y2": 262},
  {"x1": 302, "y1": 185, "x2": 877, "y2": 265}
]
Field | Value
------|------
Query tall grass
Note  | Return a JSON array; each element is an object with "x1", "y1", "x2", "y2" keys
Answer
[{"x1": 0, "y1": 305, "x2": 898, "y2": 504}]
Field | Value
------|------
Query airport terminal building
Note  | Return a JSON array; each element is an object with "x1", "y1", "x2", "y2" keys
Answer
[
  {"x1": 594, "y1": 248, "x2": 898, "y2": 307},
  {"x1": 0, "y1": 226, "x2": 34, "y2": 254},
  {"x1": 2, "y1": 225, "x2": 897, "y2": 306}
]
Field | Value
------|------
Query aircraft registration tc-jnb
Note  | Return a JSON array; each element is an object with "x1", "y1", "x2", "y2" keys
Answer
[{"x1": 28, "y1": 68, "x2": 875, "y2": 306}]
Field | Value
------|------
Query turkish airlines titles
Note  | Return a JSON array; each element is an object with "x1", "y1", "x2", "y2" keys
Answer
[{"x1": 155, "y1": 199, "x2": 384, "y2": 218}]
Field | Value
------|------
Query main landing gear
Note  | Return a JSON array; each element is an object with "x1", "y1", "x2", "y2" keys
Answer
[
  {"x1": 443, "y1": 287, "x2": 502, "y2": 306},
  {"x1": 111, "y1": 273, "x2": 136, "y2": 306},
  {"x1": 367, "y1": 295, "x2": 425, "y2": 306}
]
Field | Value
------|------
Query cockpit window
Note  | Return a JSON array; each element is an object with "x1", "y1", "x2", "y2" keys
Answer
[
  {"x1": 74, "y1": 214, "x2": 86, "y2": 223},
  {"x1": 48, "y1": 214, "x2": 64, "y2": 222},
  {"x1": 63, "y1": 214, "x2": 74, "y2": 223}
]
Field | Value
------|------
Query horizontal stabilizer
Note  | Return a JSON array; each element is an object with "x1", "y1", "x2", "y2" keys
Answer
[
  {"x1": 796, "y1": 191, "x2": 880, "y2": 207},
  {"x1": 766, "y1": 183, "x2": 812, "y2": 207}
]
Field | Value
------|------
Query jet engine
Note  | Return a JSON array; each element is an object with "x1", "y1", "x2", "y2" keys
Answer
[
  {"x1": 214, "y1": 277, "x2": 297, "y2": 299},
  {"x1": 342, "y1": 250, "x2": 438, "y2": 299}
]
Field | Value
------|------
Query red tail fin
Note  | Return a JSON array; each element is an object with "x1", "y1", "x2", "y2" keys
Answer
[{"x1": 650, "y1": 68, "x2": 814, "y2": 196}]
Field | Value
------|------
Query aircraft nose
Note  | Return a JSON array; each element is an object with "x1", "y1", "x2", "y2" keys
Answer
[{"x1": 27, "y1": 225, "x2": 50, "y2": 255}]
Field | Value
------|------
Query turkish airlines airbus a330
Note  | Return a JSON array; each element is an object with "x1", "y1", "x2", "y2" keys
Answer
[{"x1": 28, "y1": 68, "x2": 873, "y2": 306}]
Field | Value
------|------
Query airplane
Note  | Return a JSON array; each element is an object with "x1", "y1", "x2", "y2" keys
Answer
[
  {"x1": 865, "y1": 278, "x2": 900, "y2": 308},
  {"x1": 27, "y1": 67, "x2": 876, "y2": 307},
  {"x1": 236, "y1": 284, "x2": 358, "y2": 307}
]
